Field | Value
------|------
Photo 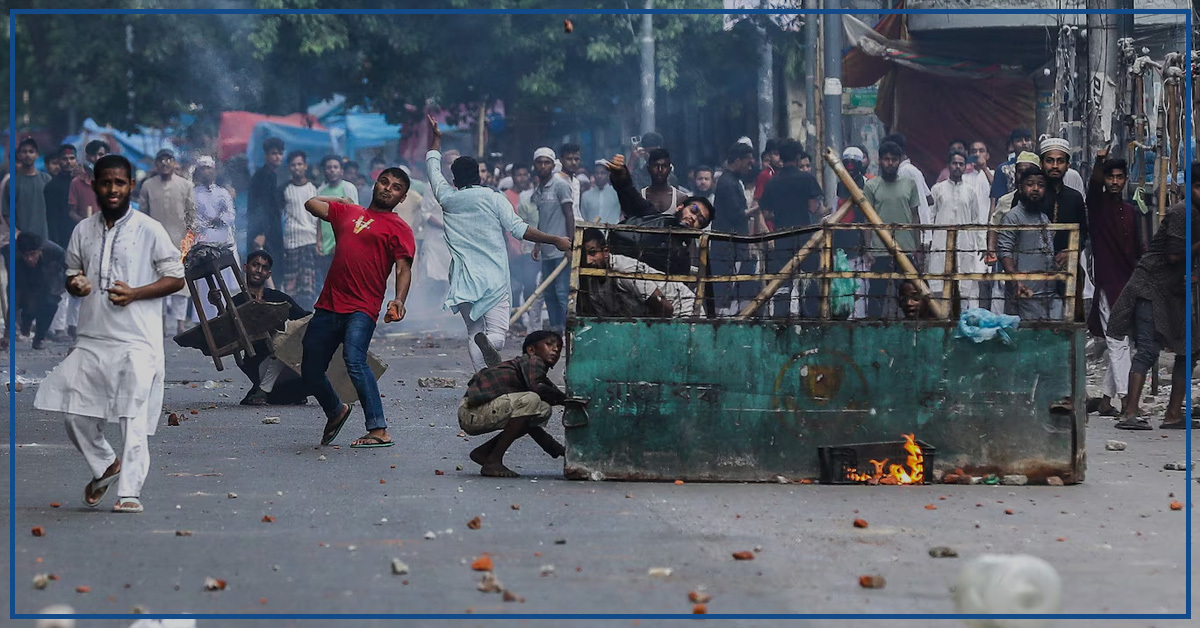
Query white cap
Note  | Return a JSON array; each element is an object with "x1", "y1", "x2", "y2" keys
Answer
[
  {"x1": 195, "y1": 155, "x2": 216, "y2": 168},
  {"x1": 736, "y1": 136, "x2": 754, "y2": 148},
  {"x1": 842, "y1": 147, "x2": 864, "y2": 161},
  {"x1": 498, "y1": 176, "x2": 513, "y2": 190},
  {"x1": 533, "y1": 147, "x2": 556, "y2": 161},
  {"x1": 1038, "y1": 136, "x2": 1071, "y2": 156}
]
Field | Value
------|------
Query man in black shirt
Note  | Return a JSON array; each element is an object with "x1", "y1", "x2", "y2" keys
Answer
[
  {"x1": 246, "y1": 137, "x2": 287, "y2": 278},
  {"x1": 759, "y1": 139, "x2": 825, "y2": 317},
  {"x1": 232, "y1": 250, "x2": 310, "y2": 405},
  {"x1": 1038, "y1": 138, "x2": 1089, "y2": 255},
  {"x1": 711, "y1": 142, "x2": 757, "y2": 313},
  {"x1": 43, "y1": 144, "x2": 78, "y2": 248},
  {"x1": 1, "y1": 232, "x2": 65, "y2": 350}
]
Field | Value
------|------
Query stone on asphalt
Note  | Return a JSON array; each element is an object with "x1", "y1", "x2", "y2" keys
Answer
[{"x1": 1106, "y1": 440, "x2": 1127, "y2": 451}]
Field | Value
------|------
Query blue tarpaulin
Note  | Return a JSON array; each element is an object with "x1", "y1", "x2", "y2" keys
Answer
[
  {"x1": 72, "y1": 118, "x2": 179, "y2": 174},
  {"x1": 343, "y1": 112, "x2": 403, "y2": 157},
  {"x1": 246, "y1": 122, "x2": 341, "y2": 171}
]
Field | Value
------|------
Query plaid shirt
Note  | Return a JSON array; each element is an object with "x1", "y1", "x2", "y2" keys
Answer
[{"x1": 465, "y1": 354, "x2": 566, "y2": 407}]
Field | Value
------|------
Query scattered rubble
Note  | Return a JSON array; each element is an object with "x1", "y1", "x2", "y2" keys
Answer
[
  {"x1": 390, "y1": 559, "x2": 409, "y2": 575},
  {"x1": 261, "y1": 416, "x2": 280, "y2": 425},
  {"x1": 1164, "y1": 462, "x2": 1188, "y2": 471},
  {"x1": 511, "y1": 504, "x2": 520, "y2": 510},
  {"x1": 467, "y1": 516, "x2": 483, "y2": 530},
  {"x1": 692, "y1": 603, "x2": 709, "y2": 614},
  {"x1": 175, "y1": 530, "x2": 194, "y2": 537},
  {"x1": 261, "y1": 515, "x2": 275, "y2": 523},
  {"x1": 1169, "y1": 501, "x2": 1184, "y2": 511},
  {"x1": 540, "y1": 564, "x2": 556, "y2": 576},
  {"x1": 688, "y1": 591, "x2": 712, "y2": 604},
  {"x1": 471, "y1": 555, "x2": 494, "y2": 571},
  {"x1": 424, "y1": 531, "x2": 436, "y2": 540},
  {"x1": 203, "y1": 577, "x2": 227, "y2": 591},
  {"x1": 75, "y1": 585, "x2": 90, "y2": 593},
  {"x1": 32, "y1": 574, "x2": 50, "y2": 589},
  {"x1": 929, "y1": 546, "x2": 958, "y2": 558},
  {"x1": 1046, "y1": 476, "x2": 1065, "y2": 486},
  {"x1": 853, "y1": 518, "x2": 869, "y2": 529},
  {"x1": 858, "y1": 575, "x2": 886, "y2": 589},
  {"x1": 731, "y1": 550, "x2": 755, "y2": 561},
  {"x1": 476, "y1": 571, "x2": 503, "y2": 593},
  {"x1": 1105, "y1": 440, "x2": 1127, "y2": 451},
  {"x1": 31, "y1": 526, "x2": 45, "y2": 537},
  {"x1": 648, "y1": 567, "x2": 673, "y2": 577},
  {"x1": 167, "y1": 413, "x2": 181, "y2": 426},
  {"x1": 1001, "y1": 475, "x2": 1028, "y2": 486},
  {"x1": 227, "y1": 492, "x2": 237, "y2": 499},
  {"x1": 417, "y1": 377, "x2": 457, "y2": 388}
]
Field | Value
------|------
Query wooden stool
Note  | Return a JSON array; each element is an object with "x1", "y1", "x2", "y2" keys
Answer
[{"x1": 183, "y1": 248, "x2": 255, "y2": 371}]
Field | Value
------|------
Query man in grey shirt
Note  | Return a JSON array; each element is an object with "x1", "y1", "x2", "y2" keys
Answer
[
  {"x1": 2, "y1": 137, "x2": 51, "y2": 239},
  {"x1": 997, "y1": 167, "x2": 1062, "y2": 321},
  {"x1": 530, "y1": 147, "x2": 575, "y2": 333}
]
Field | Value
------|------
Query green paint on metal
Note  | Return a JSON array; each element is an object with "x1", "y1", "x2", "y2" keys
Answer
[{"x1": 563, "y1": 319, "x2": 1085, "y2": 484}]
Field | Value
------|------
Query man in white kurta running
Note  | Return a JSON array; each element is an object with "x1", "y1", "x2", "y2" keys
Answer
[
  {"x1": 423, "y1": 115, "x2": 571, "y2": 372},
  {"x1": 35, "y1": 154, "x2": 186, "y2": 514}
]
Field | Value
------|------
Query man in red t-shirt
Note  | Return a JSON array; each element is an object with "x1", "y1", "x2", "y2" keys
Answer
[{"x1": 302, "y1": 168, "x2": 416, "y2": 449}]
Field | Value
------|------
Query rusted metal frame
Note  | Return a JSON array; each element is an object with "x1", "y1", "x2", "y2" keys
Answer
[
  {"x1": 1064, "y1": 229, "x2": 1081, "y2": 322},
  {"x1": 940, "y1": 228, "x2": 957, "y2": 320},
  {"x1": 813, "y1": 148, "x2": 946, "y2": 319},
  {"x1": 511, "y1": 257, "x2": 571, "y2": 326},
  {"x1": 694, "y1": 233, "x2": 710, "y2": 306},
  {"x1": 566, "y1": 226, "x2": 584, "y2": 329},
  {"x1": 819, "y1": 225, "x2": 833, "y2": 319},
  {"x1": 579, "y1": 268, "x2": 1076, "y2": 283}
]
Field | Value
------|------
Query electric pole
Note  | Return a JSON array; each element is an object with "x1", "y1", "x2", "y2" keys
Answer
[
  {"x1": 822, "y1": 0, "x2": 844, "y2": 209},
  {"x1": 756, "y1": 0, "x2": 774, "y2": 153},
  {"x1": 640, "y1": 1, "x2": 656, "y2": 134}
]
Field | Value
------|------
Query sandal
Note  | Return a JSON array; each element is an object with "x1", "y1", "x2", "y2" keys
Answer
[
  {"x1": 112, "y1": 497, "x2": 143, "y2": 513},
  {"x1": 83, "y1": 471, "x2": 120, "y2": 508},
  {"x1": 320, "y1": 403, "x2": 354, "y2": 446},
  {"x1": 1115, "y1": 417, "x2": 1153, "y2": 431},
  {"x1": 1160, "y1": 419, "x2": 1199, "y2": 430},
  {"x1": 349, "y1": 435, "x2": 394, "y2": 448}
]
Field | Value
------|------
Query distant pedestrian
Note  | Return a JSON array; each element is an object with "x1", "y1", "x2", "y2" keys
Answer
[
  {"x1": 138, "y1": 149, "x2": 196, "y2": 335},
  {"x1": 280, "y1": 150, "x2": 319, "y2": 308}
]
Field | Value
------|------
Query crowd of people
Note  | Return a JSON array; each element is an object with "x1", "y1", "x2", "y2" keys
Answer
[{"x1": 1, "y1": 108, "x2": 1195, "y2": 509}]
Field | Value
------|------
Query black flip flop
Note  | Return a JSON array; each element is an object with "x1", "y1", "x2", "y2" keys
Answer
[
  {"x1": 321, "y1": 403, "x2": 354, "y2": 446},
  {"x1": 1160, "y1": 419, "x2": 1199, "y2": 430},
  {"x1": 1115, "y1": 417, "x2": 1152, "y2": 431}
]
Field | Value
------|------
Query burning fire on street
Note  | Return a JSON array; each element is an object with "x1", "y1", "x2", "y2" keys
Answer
[{"x1": 819, "y1": 434, "x2": 932, "y2": 485}]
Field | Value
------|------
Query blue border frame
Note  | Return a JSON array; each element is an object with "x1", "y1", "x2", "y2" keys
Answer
[{"x1": 7, "y1": 5, "x2": 1192, "y2": 622}]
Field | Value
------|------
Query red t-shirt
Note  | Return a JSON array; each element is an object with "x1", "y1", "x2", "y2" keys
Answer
[{"x1": 315, "y1": 201, "x2": 416, "y2": 318}]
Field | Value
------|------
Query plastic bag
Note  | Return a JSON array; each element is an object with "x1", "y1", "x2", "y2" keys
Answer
[
  {"x1": 830, "y1": 249, "x2": 856, "y2": 318},
  {"x1": 955, "y1": 308, "x2": 1020, "y2": 344}
]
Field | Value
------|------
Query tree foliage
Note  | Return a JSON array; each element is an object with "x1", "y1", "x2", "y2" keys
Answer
[{"x1": 8, "y1": 0, "x2": 805, "y2": 148}]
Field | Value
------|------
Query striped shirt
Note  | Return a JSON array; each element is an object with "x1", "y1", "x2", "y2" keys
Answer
[{"x1": 282, "y1": 181, "x2": 318, "y2": 249}]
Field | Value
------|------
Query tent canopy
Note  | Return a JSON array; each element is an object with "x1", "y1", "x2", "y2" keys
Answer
[
  {"x1": 245, "y1": 122, "x2": 341, "y2": 171},
  {"x1": 219, "y1": 111, "x2": 323, "y2": 161}
]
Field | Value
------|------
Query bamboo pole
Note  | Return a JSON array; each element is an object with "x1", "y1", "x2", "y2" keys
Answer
[
  {"x1": 1064, "y1": 229, "x2": 1081, "y2": 322},
  {"x1": 940, "y1": 228, "x2": 956, "y2": 318},
  {"x1": 510, "y1": 257, "x2": 570, "y2": 326},
  {"x1": 819, "y1": 223, "x2": 835, "y2": 319}
]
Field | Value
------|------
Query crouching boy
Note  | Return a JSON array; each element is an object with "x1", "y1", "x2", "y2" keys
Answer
[{"x1": 459, "y1": 331, "x2": 567, "y2": 477}]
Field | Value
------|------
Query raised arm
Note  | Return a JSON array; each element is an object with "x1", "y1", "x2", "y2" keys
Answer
[
  {"x1": 305, "y1": 196, "x2": 342, "y2": 221},
  {"x1": 604, "y1": 156, "x2": 658, "y2": 219}
]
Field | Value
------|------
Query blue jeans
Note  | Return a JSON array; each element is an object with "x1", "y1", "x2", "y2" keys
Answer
[
  {"x1": 301, "y1": 309, "x2": 386, "y2": 431},
  {"x1": 542, "y1": 257, "x2": 571, "y2": 332}
]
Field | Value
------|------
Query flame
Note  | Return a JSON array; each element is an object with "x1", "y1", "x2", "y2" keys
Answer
[
  {"x1": 179, "y1": 231, "x2": 197, "y2": 262},
  {"x1": 843, "y1": 434, "x2": 925, "y2": 485}
]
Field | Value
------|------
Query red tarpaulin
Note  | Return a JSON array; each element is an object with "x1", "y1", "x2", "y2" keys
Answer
[
  {"x1": 219, "y1": 112, "x2": 323, "y2": 161},
  {"x1": 841, "y1": 5, "x2": 1036, "y2": 180}
]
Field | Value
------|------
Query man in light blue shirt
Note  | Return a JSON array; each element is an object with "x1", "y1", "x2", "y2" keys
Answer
[
  {"x1": 424, "y1": 115, "x2": 570, "y2": 372},
  {"x1": 581, "y1": 160, "x2": 621, "y2": 224}
]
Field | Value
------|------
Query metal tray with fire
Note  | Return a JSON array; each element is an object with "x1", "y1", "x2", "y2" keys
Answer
[{"x1": 817, "y1": 435, "x2": 936, "y2": 485}]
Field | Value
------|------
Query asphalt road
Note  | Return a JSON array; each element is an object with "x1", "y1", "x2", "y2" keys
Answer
[{"x1": 2, "y1": 313, "x2": 1196, "y2": 627}]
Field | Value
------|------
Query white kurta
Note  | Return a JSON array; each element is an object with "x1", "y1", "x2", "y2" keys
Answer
[
  {"x1": 928, "y1": 178, "x2": 987, "y2": 298},
  {"x1": 35, "y1": 209, "x2": 184, "y2": 436}
]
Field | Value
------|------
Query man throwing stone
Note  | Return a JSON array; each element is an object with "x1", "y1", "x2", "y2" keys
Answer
[{"x1": 302, "y1": 168, "x2": 416, "y2": 449}]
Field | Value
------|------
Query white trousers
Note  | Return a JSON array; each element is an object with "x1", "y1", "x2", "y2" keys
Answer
[
  {"x1": 458, "y1": 295, "x2": 511, "y2": 373},
  {"x1": 1098, "y1": 289, "x2": 1131, "y2": 398},
  {"x1": 49, "y1": 293, "x2": 81, "y2": 333},
  {"x1": 259, "y1": 355, "x2": 287, "y2": 393},
  {"x1": 163, "y1": 294, "x2": 190, "y2": 331},
  {"x1": 64, "y1": 413, "x2": 149, "y2": 499}
]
